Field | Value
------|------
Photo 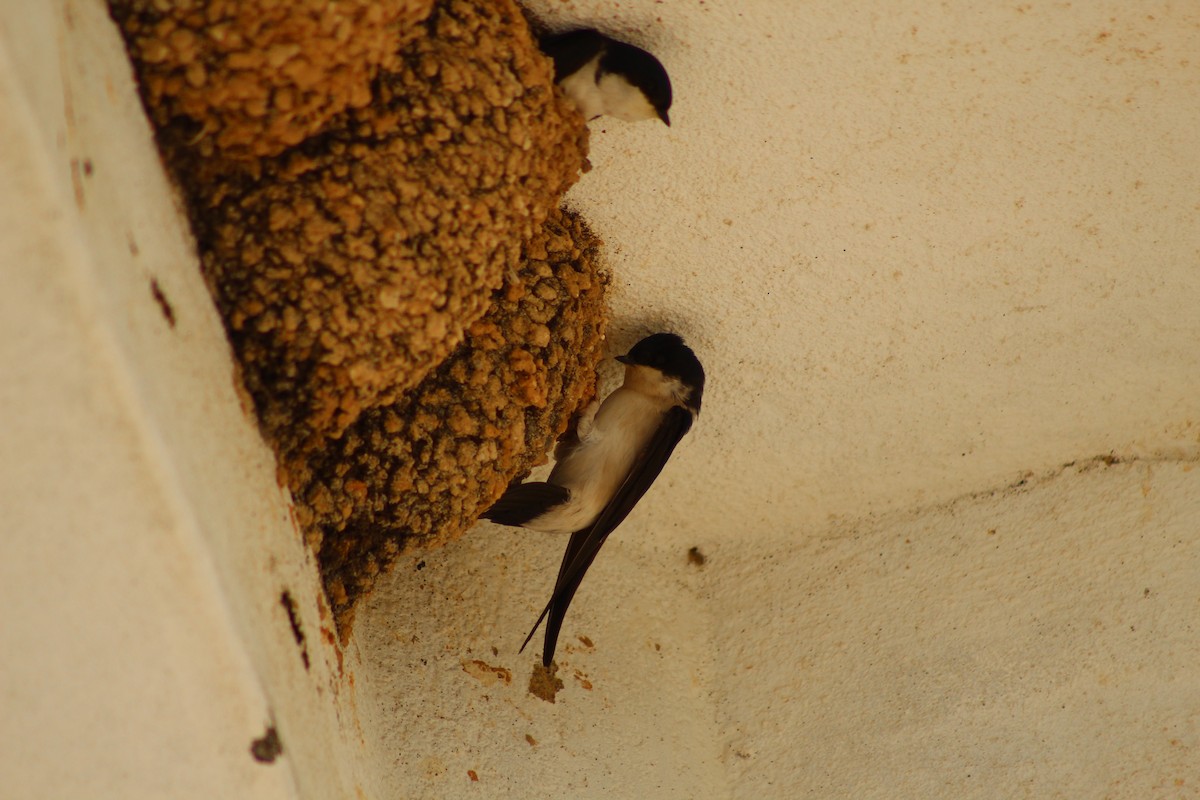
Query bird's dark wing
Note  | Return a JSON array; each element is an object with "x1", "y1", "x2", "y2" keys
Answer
[
  {"x1": 521, "y1": 405, "x2": 695, "y2": 666},
  {"x1": 483, "y1": 482, "x2": 570, "y2": 527},
  {"x1": 539, "y1": 29, "x2": 607, "y2": 82}
]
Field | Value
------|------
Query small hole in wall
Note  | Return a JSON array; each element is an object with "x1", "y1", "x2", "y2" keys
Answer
[
  {"x1": 149, "y1": 279, "x2": 176, "y2": 328},
  {"x1": 280, "y1": 590, "x2": 310, "y2": 670}
]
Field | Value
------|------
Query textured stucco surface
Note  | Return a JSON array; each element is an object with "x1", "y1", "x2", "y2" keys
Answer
[
  {"x1": 4, "y1": 0, "x2": 1199, "y2": 798},
  {"x1": 355, "y1": 458, "x2": 1200, "y2": 798},
  {"x1": 705, "y1": 457, "x2": 1200, "y2": 799}
]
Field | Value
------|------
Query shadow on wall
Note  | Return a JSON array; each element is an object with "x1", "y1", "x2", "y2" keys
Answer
[{"x1": 107, "y1": 0, "x2": 609, "y2": 637}]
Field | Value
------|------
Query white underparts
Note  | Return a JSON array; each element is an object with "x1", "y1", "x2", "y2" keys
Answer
[
  {"x1": 523, "y1": 367, "x2": 685, "y2": 533},
  {"x1": 558, "y1": 56, "x2": 659, "y2": 123}
]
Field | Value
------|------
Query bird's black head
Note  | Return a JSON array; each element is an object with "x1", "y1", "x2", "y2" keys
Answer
[
  {"x1": 617, "y1": 333, "x2": 705, "y2": 410},
  {"x1": 600, "y1": 41, "x2": 673, "y2": 125}
]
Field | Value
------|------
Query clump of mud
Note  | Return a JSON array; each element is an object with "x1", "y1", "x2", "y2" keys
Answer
[
  {"x1": 302, "y1": 209, "x2": 607, "y2": 632},
  {"x1": 110, "y1": 0, "x2": 433, "y2": 162}
]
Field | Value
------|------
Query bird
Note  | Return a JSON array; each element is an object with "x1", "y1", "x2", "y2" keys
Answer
[
  {"x1": 540, "y1": 28, "x2": 673, "y2": 125},
  {"x1": 484, "y1": 333, "x2": 705, "y2": 666}
]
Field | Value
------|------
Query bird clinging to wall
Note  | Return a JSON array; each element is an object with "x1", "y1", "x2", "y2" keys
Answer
[
  {"x1": 541, "y1": 29, "x2": 673, "y2": 125},
  {"x1": 485, "y1": 333, "x2": 705, "y2": 666}
]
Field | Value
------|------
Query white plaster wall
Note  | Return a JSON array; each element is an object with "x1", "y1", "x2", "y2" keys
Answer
[
  {"x1": 0, "y1": 2, "x2": 367, "y2": 797},
  {"x1": 4, "y1": 0, "x2": 1198, "y2": 798},
  {"x1": 707, "y1": 458, "x2": 1200, "y2": 798},
  {"x1": 528, "y1": 0, "x2": 1200, "y2": 533},
  {"x1": 357, "y1": 458, "x2": 1200, "y2": 798}
]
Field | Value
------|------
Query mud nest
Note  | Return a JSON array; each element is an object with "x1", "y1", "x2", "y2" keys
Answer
[
  {"x1": 109, "y1": 0, "x2": 433, "y2": 163},
  {"x1": 109, "y1": 0, "x2": 609, "y2": 637},
  {"x1": 300, "y1": 209, "x2": 608, "y2": 632}
]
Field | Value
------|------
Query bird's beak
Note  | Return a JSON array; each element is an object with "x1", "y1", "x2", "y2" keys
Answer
[
  {"x1": 615, "y1": 354, "x2": 634, "y2": 365},
  {"x1": 658, "y1": 109, "x2": 671, "y2": 126}
]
